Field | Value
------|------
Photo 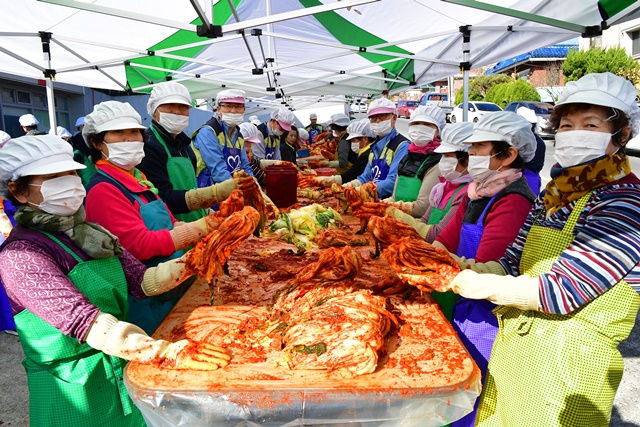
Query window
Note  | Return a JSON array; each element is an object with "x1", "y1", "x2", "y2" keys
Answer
[
  {"x1": 34, "y1": 94, "x2": 47, "y2": 108},
  {"x1": 17, "y1": 91, "x2": 31, "y2": 104},
  {"x1": 2, "y1": 89, "x2": 14, "y2": 103},
  {"x1": 630, "y1": 30, "x2": 640, "y2": 56}
]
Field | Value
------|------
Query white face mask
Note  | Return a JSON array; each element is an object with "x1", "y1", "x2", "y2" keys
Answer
[
  {"x1": 221, "y1": 112, "x2": 244, "y2": 127},
  {"x1": 158, "y1": 112, "x2": 189, "y2": 135},
  {"x1": 553, "y1": 130, "x2": 612, "y2": 168},
  {"x1": 370, "y1": 119, "x2": 393, "y2": 137},
  {"x1": 467, "y1": 154, "x2": 501, "y2": 184},
  {"x1": 439, "y1": 156, "x2": 462, "y2": 181},
  {"x1": 408, "y1": 125, "x2": 436, "y2": 147},
  {"x1": 271, "y1": 124, "x2": 283, "y2": 137},
  {"x1": 351, "y1": 142, "x2": 361, "y2": 153},
  {"x1": 28, "y1": 175, "x2": 86, "y2": 216},
  {"x1": 104, "y1": 141, "x2": 145, "y2": 170},
  {"x1": 332, "y1": 130, "x2": 339, "y2": 138}
]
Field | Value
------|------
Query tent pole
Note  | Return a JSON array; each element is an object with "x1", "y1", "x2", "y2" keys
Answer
[
  {"x1": 460, "y1": 26, "x2": 471, "y2": 122},
  {"x1": 40, "y1": 31, "x2": 57, "y2": 133}
]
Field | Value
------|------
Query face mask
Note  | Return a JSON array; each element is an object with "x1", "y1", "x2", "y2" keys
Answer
[
  {"x1": 351, "y1": 142, "x2": 361, "y2": 153},
  {"x1": 28, "y1": 175, "x2": 86, "y2": 216},
  {"x1": 272, "y1": 125, "x2": 283, "y2": 137},
  {"x1": 553, "y1": 130, "x2": 612, "y2": 168},
  {"x1": 158, "y1": 112, "x2": 189, "y2": 135},
  {"x1": 104, "y1": 141, "x2": 145, "y2": 170},
  {"x1": 408, "y1": 125, "x2": 436, "y2": 147},
  {"x1": 221, "y1": 112, "x2": 244, "y2": 127},
  {"x1": 438, "y1": 156, "x2": 463, "y2": 181},
  {"x1": 467, "y1": 154, "x2": 501, "y2": 184},
  {"x1": 370, "y1": 120, "x2": 393, "y2": 137},
  {"x1": 332, "y1": 130, "x2": 339, "y2": 138}
]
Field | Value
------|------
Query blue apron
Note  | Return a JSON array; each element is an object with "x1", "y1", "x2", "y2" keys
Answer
[
  {"x1": 196, "y1": 123, "x2": 243, "y2": 187},
  {"x1": 98, "y1": 171, "x2": 188, "y2": 334},
  {"x1": 451, "y1": 194, "x2": 499, "y2": 427},
  {"x1": 265, "y1": 134, "x2": 279, "y2": 160},
  {"x1": 370, "y1": 131, "x2": 396, "y2": 184},
  {"x1": 308, "y1": 126, "x2": 322, "y2": 145}
]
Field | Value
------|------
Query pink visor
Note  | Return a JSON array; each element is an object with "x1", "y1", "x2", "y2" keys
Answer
[
  {"x1": 277, "y1": 119, "x2": 292, "y2": 131},
  {"x1": 219, "y1": 97, "x2": 245, "y2": 104},
  {"x1": 368, "y1": 106, "x2": 395, "y2": 117}
]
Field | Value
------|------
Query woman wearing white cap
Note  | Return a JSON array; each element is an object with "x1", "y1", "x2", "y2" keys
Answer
[
  {"x1": 0, "y1": 134, "x2": 230, "y2": 427},
  {"x1": 19, "y1": 113, "x2": 46, "y2": 135},
  {"x1": 447, "y1": 72, "x2": 640, "y2": 426},
  {"x1": 430, "y1": 111, "x2": 537, "y2": 427},
  {"x1": 384, "y1": 105, "x2": 447, "y2": 218},
  {"x1": 83, "y1": 101, "x2": 251, "y2": 333},
  {"x1": 192, "y1": 89, "x2": 254, "y2": 187},
  {"x1": 139, "y1": 82, "x2": 245, "y2": 223},
  {"x1": 344, "y1": 98, "x2": 410, "y2": 199},
  {"x1": 255, "y1": 108, "x2": 297, "y2": 161}
]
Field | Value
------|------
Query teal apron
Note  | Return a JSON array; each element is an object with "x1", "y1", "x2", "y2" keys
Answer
[
  {"x1": 14, "y1": 230, "x2": 145, "y2": 427},
  {"x1": 98, "y1": 170, "x2": 189, "y2": 334},
  {"x1": 150, "y1": 125, "x2": 206, "y2": 223},
  {"x1": 394, "y1": 155, "x2": 433, "y2": 202},
  {"x1": 477, "y1": 192, "x2": 640, "y2": 426}
]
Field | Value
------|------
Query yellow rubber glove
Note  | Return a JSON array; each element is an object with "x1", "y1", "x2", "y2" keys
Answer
[
  {"x1": 85, "y1": 312, "x2": 231, "y2": 370},
  {"x1": 316, "y1": 175, "x2": 342, "y2": 187},
  {"x1": 325, "y1": 160, "x2": 339, "y2": 168},
  {"x1": 431, "y1": 241, "x2": 507, "y2": 275},
  {"x1": 169, "y1": 221, "x2": 206, "y2": 251},
  {"x1": 450, "y1": 270, "x2": 539, "y2": 311},
  {"x1": 343, "y1": 179, "x2": 362, "y2": 188},
  {"x1": 259, "y1": 159, "x2": 284, "y2": 169},
  {"x1": 142, "y1": 256, "x2": 189, "y2": 296},
  {"x1": 185, "y1": 178, "x2": 237, "y2": 211},
  {"x1": 385, "y1": 207, "x2": 431, "y2": 239}
]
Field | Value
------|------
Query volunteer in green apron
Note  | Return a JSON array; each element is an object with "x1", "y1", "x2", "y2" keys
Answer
[
  {"x1": 385, "y1": 105, "x2": 447, "y2": 219},
  {"x1": 448, "y1": 72, "x2": 640, "y2": 426},
  {"x1": 139, "y1": 81, "x2": 243, "y2": 223},
  {"x1": 0, "y1": 134, "x2": 230, "y2": 427}
]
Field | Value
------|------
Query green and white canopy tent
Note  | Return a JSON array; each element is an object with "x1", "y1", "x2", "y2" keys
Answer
[{"x1": 1, "y1": 0, "x2": 640, "y2": 128}]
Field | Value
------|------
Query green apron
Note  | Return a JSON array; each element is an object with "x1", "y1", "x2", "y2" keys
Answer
[
  {"x1": 150, "y1": 125, "x2": 206, "y2": 223},
  {"x1": 477, "y1": 192, "x2": 640, "y2": 426},
  {"x1": 14, "y1": 230, "x2": 145, "y2": 427},
  {"x1": 395, "y1": 155, "x2": 433, "y2": 202},
  {"x1": 428, "y1": 183, "x2": 467, "y2": 321},
  {"x1": 73, "y1": 149, "x2": 97, "y2": 188}
]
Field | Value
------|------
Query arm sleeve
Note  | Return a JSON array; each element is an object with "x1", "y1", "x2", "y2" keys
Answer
[
  {"x1": 376, "y1": 143, "x2": 409, "y2": 199},
  {"x1": 252, "y1": 140, "x2": 267, "y2": 161},
  {"x1": 408, "y1": 166, "x2": 440, "y2": 218},
  {"x1": 356, "y1": 159, "x2": 372, "y2": 185},
  {"x1": 385, "y1": 178, "x2": 398, "y2": 203},
  {"x1": 340, "y1": 152, "x2": 369, "y2": 184},
  {"x1": 193, "y1": 127, "x2": 233, "y2": 184},
  {"x1": 0, "y1": 240, "x2": 99, "y2": 340},
  {"x1": 337, "y1": 139, "x2": 350, "y2": 168},
  {"x1": 434, "y1": 193, "x2": 467, "y2": 253},
  {"x1": 118, "y1": 249, "x2": 148, "y2": 300},
  {"x1": 473, "y1": 193, "x2": 532, "y2": 263},
  {"x1": 85, "y1": 182, "x2": 176, "y2": 261},
  {"x1": 138, "y1": 143, "x2": 191, "y2": 215},
  {"x1": 240, "y1": 147, "x2": 255, "y2": 177}
]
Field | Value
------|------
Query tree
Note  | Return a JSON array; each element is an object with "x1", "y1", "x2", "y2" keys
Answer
[
  {"x1": 454, "y1": 74, "x2": 512, "y2": 104},
  {"x1": 485, "y1": 79, "x2": 540, "y2": 108},
  {"x1": 562, "y1": 46, "x2": 640, "y2": 85}
]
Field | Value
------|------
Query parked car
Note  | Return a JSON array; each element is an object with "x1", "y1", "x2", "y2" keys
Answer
[
  {"x1": 350, "y1": 102, "x2": 368, "y2": 113},
  {"x1": 449, "y1": 101, "x2": 502, "y2": 124},
  {"x1": 418, "y1": 93, "x2": 454, "y2": 121},
  {"x1": 504, "y1": 101, "x2": 555, "y2": 138},
  {"x1": 396, "y1": 100, "x2": 419, "y2": 118}
]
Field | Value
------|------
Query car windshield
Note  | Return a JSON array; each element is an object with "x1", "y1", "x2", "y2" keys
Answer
[
  {"x1": 476, "y1": 103, "x2": 502, "y2": 111},
  {"x1": 407, "y1": 101, "x2": 419, "y2": 107}
]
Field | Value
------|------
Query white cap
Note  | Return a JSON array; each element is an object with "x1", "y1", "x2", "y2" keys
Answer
[
  {"x1": 516, "y1": 106, "x2": 538, "y2": 124},
  {"x1": 147, "y1": 81, "x2": 192, "y2": 117},
  {"x1": 310, "y1": 113, "x2": 318, "y2": 119},
  {"x1": 297, "y1": 128, "x2": 309, "y2": 142},
  {"x1": 56, "y1": 126, "x2": 72, "y2": 139},
  {"x1": 346, "y1": 118, "x2": 376, "y2": 140},
  {"x1": 75, "y1": 116, "x2": 85, "y2": 127},
  {"x1": 238, "y1": 122, "x2": 262, "y2": 144},
  {"x1": 435, "y1": 122, "x2": 474, "y2": 153},
  {"x1": 83, "y1": 101, "x2": 146, "y2": 147},
  {"x1": 368, "y1": 98, "x2": 397, "y2": 117},
  {"x1": 464, "y1": 111, "x2": 536, "y2": 162},
  {"x1": 0, "y1": 135, "x2": 86, "y2": 196},
  {"x1": 329, "y1": 113, "x2": 350, "y2": 127},
  {"x1": 19, "y1": 114, "x2": 39, "y2": 127},
  {"x1": 270, "y1": 108, "x2": 296, "y2": 131},
  {"x1": 556, "y1": 72, "x2": 640, "y2": 136},
  {"x1": 248, "y1": 115, "x2": 261, "y2": 126},
  {"x1": 216, "y1": 89, "x2": 246, "y2": 104},
  {"x1": 0, "y1": 131, "x2": 11, "y2": 148},
  {"x1": 409, "y1": 105, "x2": 446, "y2": 132}
]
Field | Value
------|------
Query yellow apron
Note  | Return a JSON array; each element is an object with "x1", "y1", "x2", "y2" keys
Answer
[{"x1": 477, "y1": 192, "x2": 640, "y2": 426}]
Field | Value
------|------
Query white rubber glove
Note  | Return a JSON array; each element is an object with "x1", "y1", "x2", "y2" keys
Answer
[
  {"x1": 431, "y1": 241, "x2": 506, "y2": 275},
  {"x1": 450, "y1": 270, "x2": 539, "y2": 311},
  {"x1": 343, "y1": 179, "x2": 362, "y2": 188},
  {"x1": 185, "y1": 178, "x2": 237, "y2": 211},
  {"x1": 85, "y1": 312, "x2": 231, "y2": 370},
  {"x1": 316, "y1": 175, "x2": 342, "y2": 186},
  {"x1": 386, "y1": 207, "x2": 431, "y2": 239}
]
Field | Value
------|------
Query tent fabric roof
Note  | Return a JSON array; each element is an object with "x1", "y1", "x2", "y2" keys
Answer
[
  {"x1": 1, "y1": 1, "x2": 639, "y2": 109},
  {"x1": 486, "y1": 43, "x2": 579, "y2": 75}
]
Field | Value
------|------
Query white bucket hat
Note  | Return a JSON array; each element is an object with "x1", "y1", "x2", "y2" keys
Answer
[
  {"x1": 83, "y1": 101, "x2": 146, "y2": 147},
  {"x1": 238, "y1": 122, "x2": 262, "y2": 144},
  {"x1": 19, "y1": 114, "x2": 39, "y2": 127},
  {"x1": 368, "y1": 98, "x2": 397, "y2": 117},
  {"x1": 346, "y1": 119, "x2": 376, "y2": 140},
  {"x1": 464, "y1": 111, "x2": 537, "y2": 162},
  {"x1": 409, "y1": 105, "x2": 446, "y2": 133},
  {"x1": 147, "y1": 81, "x2": 192, "y2": 117},
  {"x1": 435, "y1": 122, "x2": 474, "y2": 153}
]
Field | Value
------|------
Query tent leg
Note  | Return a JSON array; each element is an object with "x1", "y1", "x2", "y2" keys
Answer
[
  {"x1": 46, "y1": 78, "x2": 57, "y2": 133},
  {"x1": 462, "y1": 69, "x2": 469, "y2": 122}
]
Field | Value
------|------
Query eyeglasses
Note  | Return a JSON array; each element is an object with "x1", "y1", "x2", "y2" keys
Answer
[
  {"x1": 369, "y1": 113, "x2": 393, "y2": 123},
  {"x1": 219, "y1": 103, "x2": 245, "y2": 112}
]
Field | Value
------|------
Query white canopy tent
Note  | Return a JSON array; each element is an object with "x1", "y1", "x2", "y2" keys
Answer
[{"x1": 1, "y1": 0, "x2": 639, "y2": 129}]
